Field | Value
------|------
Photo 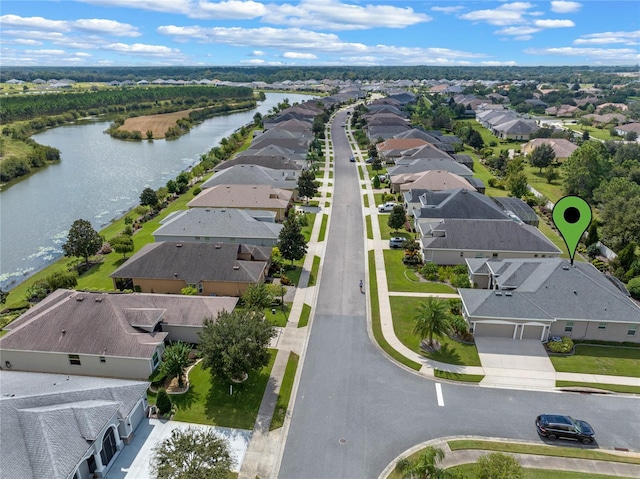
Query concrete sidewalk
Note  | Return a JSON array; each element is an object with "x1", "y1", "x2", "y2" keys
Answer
[{"x1": 378, "y1": 437, "x2": 640, "y2": 479}]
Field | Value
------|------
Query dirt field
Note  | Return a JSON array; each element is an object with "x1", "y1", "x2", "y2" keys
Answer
[{"x1": 119, "y1": 109, "x2": 192, "y2": 139}]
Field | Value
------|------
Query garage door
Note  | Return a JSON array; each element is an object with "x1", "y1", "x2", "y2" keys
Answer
[
  {"x1": 128, "y1": 400, "x2": 145, "y2": 432},
  {"x1": 474, "y1": 323, "x2": 515, "y2": 338},
  {"x1": 522, "y1": 325, "x2": 544, "y2": 340}
]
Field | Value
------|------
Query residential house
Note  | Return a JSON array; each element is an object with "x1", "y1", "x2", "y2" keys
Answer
[
  {"x1": 404, "y1": 188, "x2": 509, "y2": 221},
  {"x1": 376, "y1": 138, "x2": 430, "y2": 162},
  {"x1": 460, "y1": 258, "x2": 640, "y2": 342},
  {"x1": 250, "y1": 129, "x2": 312, "y2": 155},
  {"x1": 615, "y1": 123, "x2": 640, "y2": 137},
  {"x1": 388, "y1": 158, "x2": 474, "y2": 181},
  {"x1": 391, "y1": 170, "x2": 476, "y2": 194},
  {"x1": 584, "y1": 113, "x2": 627, "y2": 126},
  {"x1": 153, "y1": 208, "x2": 283, "y2": 247},
  {"x1": 200, "y1": 164, "x2": 300, "y2": 199},
  {"x1": 417, "y1": 219, "x2": 561, "y2": 265},
  {"x1": 492, "y1": 119, "x2": 539, "y2": 141},
  {"x1": 188, "y1": 184, "x2": 293, "y2": 221},
  {"x1": 110, "y1": 242, "x2": 270, "y2": 296},
  {"x1": 0, "y1": 371, "x2": 149, "y2": 479},
  {"x1": 521, "y1": 138, "x2": 578, "y2": 162},
  {"x1": 0, "y1": 289, "x2": 167, "y2": 380},
  {"x1": 544, "y1": 105, "x2": 578, "y2": 117},
  {"x1": 215, "y1": 145, "x2": 306, "y2": 172},
  {"x1": 452, "y1": 154, "x2": 474, "y2": 171}
]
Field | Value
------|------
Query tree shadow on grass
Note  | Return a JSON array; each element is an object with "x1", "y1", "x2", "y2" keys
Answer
[
  {"x1": 421, "y1": 342, "x2": 463, "y2": 366},
  {"x1": 170, "y1": 383, "x2": 199, "y2": 411}
]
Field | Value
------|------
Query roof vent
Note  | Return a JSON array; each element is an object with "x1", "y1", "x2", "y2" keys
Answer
[
  {"x1": 495, "y1": 291, "x2": 502, "y2": 296},
  {"x1": 233, "y1": 265, "x2": 240, "y2": 270},
  {"x1": 505, "y1": 292, "x2": 512, "y2": 297},
  {"x1": 215, "y1": 244, "x2": 222, "y2": 249},
  {"x1": 75, "y1": 295, "x2": 84, "y2": 301},
  {"x1": 95, "y1": 297, "x2": 103, "y2": 302},
  {"x1": 562, "y1": 265, "x2": 569, "y2": 270},
  {"x1": 176, "y1": 243, "x2": 183, "y2": 247}
]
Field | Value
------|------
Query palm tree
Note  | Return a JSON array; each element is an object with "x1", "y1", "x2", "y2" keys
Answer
[
  {"x1": 413, "y1": 297, "x2": 451, "y2": 351},
  {"x1": 397, "y1": 446, "x2": 459, "y2": 479},
  {"x1": 159, "y1": 341, "x2": 192, "y2": 389}
]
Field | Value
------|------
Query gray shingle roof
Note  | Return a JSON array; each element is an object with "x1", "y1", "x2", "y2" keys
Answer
[
  {"x1": 1, "y1": 371, "x2": 148, "y2": 479},
  {"x1": 388, "y1": 158, "x2": 473, "y2": 178},
  {"x1": 201, "y1": 164, "x2": 298, "y2": 190},
  {"x1": 410, "y1": 188, "x2": 508, "y2": 220},
  {"x1": 1, "y1": 289, "x2": 166, "y2": 357},
  {"x1": 420, "y1": 219, "x2": 560, "y2": 253},
  {"x1": 110, "y1": 241, "x2": 270, "y2": 285},
  {"x1": 461, "y1": 258, "x2": 640, "y2": 324},
  {"x1": 153, "y1": 208, "x2": 283, "y2": 242}
]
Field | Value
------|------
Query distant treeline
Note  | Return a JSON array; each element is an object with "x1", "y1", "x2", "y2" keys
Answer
[
  {"x1": 1, "y1": 85, "x2": 254, "y2": 123},
  {"x1": 1, "y1": 65, "x2": 638, "y2": 85}
]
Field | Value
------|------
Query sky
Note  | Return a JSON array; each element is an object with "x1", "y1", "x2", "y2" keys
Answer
[{"x1": 1, "y1": 0, "x2": 639, "y2": 67}]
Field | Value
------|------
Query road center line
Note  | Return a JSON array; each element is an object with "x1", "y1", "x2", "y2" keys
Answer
[{"x1": 435, "y1": 383, "x2": 444, "y2": 407}]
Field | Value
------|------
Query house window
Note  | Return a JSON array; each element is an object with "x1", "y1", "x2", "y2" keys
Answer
[
  {"x1": 628, "y1": 325, "x2": 637, "y2": 336},
  {"x1": 99, "y1": 356, "x2": 106, "y2": 363},
  {"x1": 198, "y1": 282, "x2": 203, "y2": 293},
  {"x1": 204, "y1": 237, "x2": 210, "y2": 241},
  {"x1": 598, "y1": 323, "x2": 607, "y2": 330},
  {"x1": 195, "y1": 236, "x2": 201, "y2": 240},
  {"x1": 152, "y1": 351, "x2": 159, "y2": 367},
  {"x1": 475, "y1": 252, "x2": 483, "y2": 258},
  {"x1": 460, "y1": 252, "x2": 464, "y2": 257},
  {"x1": 229, "y1": 237, "x2": 236, "y2": 243},
  {"x1": 492, "y1": 253, "x2": 498, "y2": 259},
  {"x1": 534, "y1": 254, "x2": 538, "y2": 258},
  {"x1": 564, "y1": 321, "x2": 573, "y2": 333},
  {"x1": 69, "y1": 354, "x2": 81, "y2": 366}
]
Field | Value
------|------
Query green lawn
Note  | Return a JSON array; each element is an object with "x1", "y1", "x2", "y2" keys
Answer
[
  {"x1": 470, "y1": 153, "x2": 510, "y2": 198},
  {"x1": 383, "y1": 250, "x2": 456, "y2": 294},
  {"x1": 298, "y1": 303, "x2": 312, "y2": 328},
  {"x1": 524, "y1": 164, "x2": 564, "y2": 203},
  {"x1": 270, "y1": 352, "x2": 299, "y2": 431},
  {"x1": 565, "y1": 125, "x2": 614, "y2": 141},
  {"x1": 550, "y1": 345, "x2": 640, "y2": 377},
  {"x1": 368, "y1": 250, "x2": 421, "y2": 371},
  {"x1": 448, "y1": 464, "x2": 627, "y2": 479},
  {"x1": 377, "y1": 215, "x2": 412, "y2": 240},
  {"x1": 301, "y1": 212, "x2": 317, "y2": 243},
  {"x1": 168, "y1": 350, "x2": 276, "y2": 429},
  {"x1": 448, "y1": 440, "x2": 640, "y2": 465},
  {"x1": 537, "y1": 217, "x2": 572, "y2": 259},
  {"x1": 363, "y1": 195, "x2": 369, "y2": 208},
  {"x1": 318, "y1": 214, "x2": 328, "y2": 242},
  {"x1": 556, "y1": 381, "x2": 640, "y2": 395},
  {"x1": 308, "y1": 255, "x2": 321, "y2": 286},
  {"x1": 264, "y1": 303, "x2": 290, "y2": 327},
  {"x1": 390, "y1": 296, "x2": 481, "y2": 366}
]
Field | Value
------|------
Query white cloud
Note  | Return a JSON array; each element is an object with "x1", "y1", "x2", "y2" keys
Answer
[
  {"x1": 3, "y1": 38, "x2": 43, "y2": 46},
  {"x1": 533, "y1": 19, "x2": 575, "y2": 28},
  {"x1": 72, "y1": 19, "x2": 141, "y2": 37},
  {"x1": 524, "y1": 46, "x2": 640, "y2": 64},
  {"x1": 283, "y1": 52, "x2": 318, "y2": 59},
  {"x1": 0, "y1": 14, "x2": 140, "y2": 37},
  {"x1": 78, "y1": 0, "x2": 191, "y2": 14},
  {"x1": 196, "y1": 0, "x2": 267, "y2": 19},
  {"x1": 241, "y1": 58, "x2": 265, "y2": 64},
  {"x1": 251, "y1": 50, "x2": 265, "y2": 56},
  {"x1": 431, "y1": 6, "x2": 464, "y2": 13},
  {"x1": 514, "y1": 35, "x2": 533, "y2": 41},
  {"x1": 574, "y1": 30, "x2": 640, "y2": 45},
  {"x1": 482, "y1": 60, "x2": 518, "y2": 66},
  {"x1": 459, "y1": 2, "x2": 533, "y2": 26},
  {"x1": 24, "y1": 49, "x2": 66, "y2": 55},
  {"x1": 496, "y1": 26, "x2": 540, "y2": 36},
  {"x1": 75, "y1": 52, "x2": 92, "y2": 57},
  {"x1": 551, "y1": 1, "x2": 582, "y2": 13},
  {"x1": 103, "y1": 42, "x2": 182, "y2": 56},
  {"x1": 262, "y1": 0, "x2": 431, "y2": 31}
]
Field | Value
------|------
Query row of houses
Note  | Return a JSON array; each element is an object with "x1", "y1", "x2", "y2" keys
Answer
[
  {"x1": 0, "y1": 94, "x2": 361, "y2": 479},
  {"x1": 358, "y1": 96, "x2": 640, "y2": 343}
]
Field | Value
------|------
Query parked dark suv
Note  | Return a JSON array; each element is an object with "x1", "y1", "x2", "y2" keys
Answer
[{"x1": 535, "y1": 414, "x2": 595, "y2": 444}]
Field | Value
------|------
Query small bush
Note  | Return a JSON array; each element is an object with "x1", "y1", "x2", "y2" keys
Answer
[
  {"x1": 156, "y1": 388, "x2": 172, "y2": 416},
  {"x1": 192, "y1": 187, "x2": 201, "y2": 196},
  {"x1": 547, "y1": 336, "x2": 574, "y2": 353},
  {"x1": 451, "y1": 274, "x2": 471, "y2": 288},
  {"x1": 628, "y1": 277, "x2": 640, "y2": 300},
  {"x1": 420, "y1": 262, "x2": 439, "y2": 281},
  {"x1": 280, "y1": 276, "x2": 292, "y2": 286}
]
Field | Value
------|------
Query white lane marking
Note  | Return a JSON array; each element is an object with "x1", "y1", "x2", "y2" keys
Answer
[{"x1": 435, "y1": 383, "x2": 444, "y2": 407}]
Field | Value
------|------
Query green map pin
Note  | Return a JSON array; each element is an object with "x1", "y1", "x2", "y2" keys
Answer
[{"x1": 552, "y1": 196, "x2": 592, "y2": 265}]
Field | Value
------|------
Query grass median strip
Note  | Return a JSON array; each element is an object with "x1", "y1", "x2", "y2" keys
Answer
[
  {"x1": 434, "y1": 370, "x2": 484, "y2": 382},
  {"x1": 447, "y1": 440, "x2": 640, "y2": 465},
  {"x1": 556, "y1": 381, "x2": 640, "y2": 395},
  {"x1": 298, "y1": 303, "x2": 312, "y2": 328},
  {"x1": 270, "y1": 352, "x2": 300, "y2": 431},
  {"x1": 318, "y1": 214, "x2": 328, "y2": 242},
  {"x1": 308, "y1": 255, "x2": 321, "y2": 286}
]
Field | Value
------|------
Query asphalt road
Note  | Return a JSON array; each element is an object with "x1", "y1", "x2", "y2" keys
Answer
[{"x1": 278, "y1": 110, "x2": 640, "y2": 479}]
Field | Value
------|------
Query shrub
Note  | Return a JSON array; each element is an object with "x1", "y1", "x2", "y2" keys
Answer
[
  {"x1": 192, "y1": 187, "x2": 201, "y2": 196},
  {"x1": 452, "y1": 264, "x2": 468, "y2": 275},
  {"x1": 420, "y1": 262, "x2": 439, "y2": 281},
  {"x1": 547, "y1": 336, "x2": 574, "y2": 353},
  {"x1": 383, "y1": 193, "x2": 395, "y2": 202},
  {"x1": 156, "y1": 388, "x2": 172, "y2": 416},
  {"x1": 451, "y1": 274, "x2": 471, "y2": 288},
  {"x1": 628, "y1": 277, "x2": 640, "y2": 300},
  {"x1": 280, "y1": 276, "x2": 292, "y2": 286},
  {"x1": 148, "y1": 367, "x2": 169, "y2": 388}
]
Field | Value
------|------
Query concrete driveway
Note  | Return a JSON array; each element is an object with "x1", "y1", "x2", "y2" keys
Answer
[
  {"x1": 475, "y1": 338, "x2": 556, "y2": 389},
  {"x1": 106, "y1": 419, "x2": 251, "y2": 478}
]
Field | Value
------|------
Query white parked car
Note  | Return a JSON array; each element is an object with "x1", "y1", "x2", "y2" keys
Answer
[{"x1": 377, "y1": 202, "x2": 397, "y2": 212}]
